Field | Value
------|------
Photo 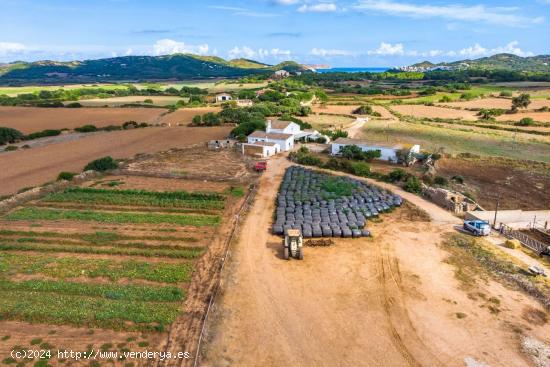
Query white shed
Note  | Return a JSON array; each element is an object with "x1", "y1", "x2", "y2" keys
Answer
[
  {"x1": 266, "y1": 120, "x2": 301, "y2": 136},
  {"x1": 247, "y1": 131, "x2": 294, "y2": 151},
  {"x1": 241, "y1": 141, "x2": 280, "y2": 157},
  {"x1": 215, "y1": 93, "x2": 232, "y2": 102}
]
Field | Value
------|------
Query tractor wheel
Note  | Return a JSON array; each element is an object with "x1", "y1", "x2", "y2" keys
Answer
[
  {"x1": 298, "y1": 248, "x2": 304, "y2": 260},
  {"x1": 283, "y1": 247, "x2": 290, "y2": 260}
]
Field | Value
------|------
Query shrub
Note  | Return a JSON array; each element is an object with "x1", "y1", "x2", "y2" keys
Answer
[
  {"x1": 4, "y1": 145, "x2": 18, "y2": 151},
  {"x1": 403, "y1": 176, "x2": 422, "y2": 193},
  {"x1": 499, "y1": 91, "x2": 512, "y2": 97},
  {"x1": 84, "y1": 156, "x2": 118, "y2": 172},
  {"x1": 57, "y1": 172, "x2": 77, "y2": 181},
  {"x1": 75, "y1": 125, "x2": 98, "y2": 133},
  {"x1": 516, "y1": 117, "x2": 534, "y2": 126},
  {"x1": 25, "y1": 129, "x2": 62, "y2": 140},
  {"x1": 122, "y1": 121, "x2": 138, "y2": 129},
  {"x1": 65, "y1": 102, "x2": 82, "y2": 108},
  {"x1": 350, "y1": 161, "x2": 370, "y2": 177},
  {"x1": 0, "y1": 127, "x2": 24, "y2": 145},
  {"x1": 434, "y1": 176, "x2": 448, "y2": 186},
  {"x1": 143, "y1": 99, "x2": 154, "y2": 104},
  {"x1": 191, "y1": 115, "x2": 202, "y2": 126},
  {"x1": 388, "y1": 169, "x2": 407, "y2": 182},
  {"x1": 439, "y1": 95, "x2": 452, "y2": 103},
  {"x1": 451, "y1": 175, "x2": 464, "y2": 184},
  {"x1": 352, "y1": 105, "x2": 373, "y2": 115}
]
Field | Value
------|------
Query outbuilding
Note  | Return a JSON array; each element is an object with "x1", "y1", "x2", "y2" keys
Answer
[
  {"x1": 215, "y1": 93, "x2": 232, "y2": 103},
  {"x1": 247, "y1": 131, "x2": 294, "y2": 151},
  {"x1": 266, "y1": 120, "x2": 301, "y2": 135},
  {"x1": 331, "y1": 137, "x2": 420, "y2": 162},
  {"x1": 241, "y1": 141, "x2": 280, "y2": 158}
]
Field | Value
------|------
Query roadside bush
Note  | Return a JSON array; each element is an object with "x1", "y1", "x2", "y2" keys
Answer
[
  {"x1": 439, "y1": 95, "x2": 452, "y2": 103},
  {"x1": 350, "y1": 161, "x2": 370, "y2": 177},
  {"x1": 84, "y1": 156, "x2": 118, "y2": 172},
  {"x1": 75, "y1": 125, "x2": 98, "y2": 133},
  {"x1": 516, "y1": 117, "x2": 534, "y2": 126},
  {"x1": 191, "y1": 115, "x2": 202, "y2": 126},
  {"x1": 387, "y1": 169, "x2": 407, "y2": 182},
  {"x1": 0, "y1": 127, "x2": 24, "y2": 145},
  {"x1": 4, "y1": 145, "x2": 18, "y2": 151},
  {"x1": 403, "y1": 176, "x2": 422, "y2": 193},
  {"x1": 451, "y1": 175, "x2": 464, "y2": 184},
  {"x1": 499, "y1": 91, "x2": 512, "y2": 97},
  {"x1": 57, "y1": 172, "x2": 77, "y2": 181},
  {"x1": 122, "y1": 121, "x2": 138, "y2": 129},
  {"x1": 352, "y1": 105, "x2": 373, "y2": 115},
  {"x1": 65, "y1": 102, "x2": 82, "y2": 108},
  {"x1": 143, "y1": 99, "x2": 154, "y2": 104},
  {"x1": 434, "y1": 176, "x2": 448, "y2": 186}
]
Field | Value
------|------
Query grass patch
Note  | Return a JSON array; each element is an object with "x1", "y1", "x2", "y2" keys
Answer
[
  {"x1": 43, "y1": 187, "x2": 225, "y2": 210},
  {"x1": 5, "y1": 207, "x2": 220, "y2": 226},
  {"x1": 0, "y1": 290, "x2": 180, "y2": 331},
  {"x1": 0, "y1": 253, "x2": 193, "y2": 283},
  {"x1": 0, "y1": 229, "x2": 199, "y2": 243}
]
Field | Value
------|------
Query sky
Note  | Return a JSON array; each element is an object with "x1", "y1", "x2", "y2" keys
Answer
[{"x1": 0, "y1": 0, "x2": 548, "y2": 67}]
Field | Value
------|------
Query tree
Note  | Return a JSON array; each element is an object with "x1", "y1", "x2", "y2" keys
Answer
[
  {"x1": 403, "y1": 176, "x2": 422, "y2": 193},
  {"x1": 352, "y1": 105, "x2": 373, "y2": 115},
  {"x1": 191, "y1": 115, "x2": 202, "y2": 126},
  {"x1": 84, "y1": 156, "x2": 118, "y2": 172},
  {"x1": 0, "y1": 127, "x2": 24, "y2": 145},
  {"x1": 511, "y1": 93, "x2": 531, "y2": 112}
]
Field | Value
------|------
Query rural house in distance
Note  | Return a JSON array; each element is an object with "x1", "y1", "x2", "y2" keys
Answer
[{"x1": 331, "y1": 137, "x2": 420, "y2": 163}]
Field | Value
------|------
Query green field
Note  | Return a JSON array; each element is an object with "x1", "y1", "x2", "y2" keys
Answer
[{"x1": 360, "y1": 120, "x2": 550, "y2": 162}]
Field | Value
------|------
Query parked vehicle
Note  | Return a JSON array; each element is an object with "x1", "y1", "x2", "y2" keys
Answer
[
  {"x1": 283, "y1": 229, "x2": 303, "y2": 260},
  {"x1": 463, "y1": 220, "x2": 491, "y2": 236},
  {"x1": 254, "y1": 161, "x2": 267, "y2": 172}
]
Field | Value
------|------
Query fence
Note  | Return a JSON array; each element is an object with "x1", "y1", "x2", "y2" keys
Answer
[{"x1": 499, "y1": 223, "x2": 548, "y2": 255}]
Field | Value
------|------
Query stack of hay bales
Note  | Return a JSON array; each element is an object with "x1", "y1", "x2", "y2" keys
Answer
[{"x1": 504, "y1": 239, "x2": 521, "y2": 249}]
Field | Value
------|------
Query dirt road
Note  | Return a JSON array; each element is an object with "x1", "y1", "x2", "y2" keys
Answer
[{"x1": 202, "y1": 157, "x2": 548, "y2": 367}]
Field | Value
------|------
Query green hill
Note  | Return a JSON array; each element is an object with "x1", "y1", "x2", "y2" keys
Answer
[
  {"x1": 0, "y1": 54, "x2": 307, "y2": 84},
  {"x1": 410, "y1": 53, "x2": 550, "y2": 72}
]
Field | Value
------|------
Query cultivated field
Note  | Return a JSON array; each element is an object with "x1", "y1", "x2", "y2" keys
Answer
[
  {"x1": 0, "y1": 146, "x2": 253, "y2": 366},
  {"x1": 437, "y1": 97, "x2": 550, "y2": 110},
  {"x1": 0, "y1": 126, "x2": 231, "y2": 196},
  {"x1": 75, "y1": 96, "x2": 188, "y2": 107},
  {"x1": 496, "y1": 111, "x2": 550, "y2": 123},
  {"x1": 301, "y1": 113, "x2": 356, "y2": 129},
  {"x1": 392, "y1": 104, "x2": 478, "y2": 120}
]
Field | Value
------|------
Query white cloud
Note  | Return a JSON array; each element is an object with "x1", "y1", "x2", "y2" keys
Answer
[
  {"x1": 229, "y1": 46, "x2": 292, "y2": 60},
  {"x1": 458, "y1": 43, "x2": 487, "y2": 58},
  {"x1": 0, "y1": 42, "x2": 27, "y2": 56},
  {"x1": 153, "y1": 39, "x2": 209, "y2": 56},
  {"x1": 310, "y1": 48, "x2": 354, "y2": 57},
  {"x1": 353, "y1": 0, "x2": 543, "y2": 26},
  {"x1": 298, "y1": 3, "x2": 337, "y2": 12},
  {"x1": 457, "y1": 41, "x2": 533, "y2": 58},
  {"x1": 367, "y1": 42, "x2": 404, "y2": 56}
]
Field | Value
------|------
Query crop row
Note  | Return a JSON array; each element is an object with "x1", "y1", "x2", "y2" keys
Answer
[
  {"x1": 0, "y1": 229, "x2": 199, "y2": 243},
  {"x1": 0, "y1": 253, "x2": 193, "y2": 283},
  {"x1": 52, "y1": 187, "x2": 225, "y2": 202},
  {"x1": 0, "y1": 242, "x2": 205, "y2": 259},
  {"x1": 34, "y1": 201, "x2": 222, "y2": 214},
  {"x1": 5, "y1": 207, "x2": 221, "y2": 226},
  {"x1": 0, "y1": 279, "x2": 184, "y2": 302},
  {"x1": 0, "y1": 290, "x2": 180, "y2": 330}
]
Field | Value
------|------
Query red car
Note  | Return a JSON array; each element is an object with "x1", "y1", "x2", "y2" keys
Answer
[{"x1": 254, "y1": 161, "x2": 267, "y2": 172}]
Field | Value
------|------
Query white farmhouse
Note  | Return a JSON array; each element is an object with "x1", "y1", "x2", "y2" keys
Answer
[
  {"x1": 266, "y1": 120, "x2": 301, "y2": 135},
  {"x1": 247, "y1": 131, "x2": 294, "y2": 151},
  {"x1": 331, "y1": 137, "x2": 420, "y2": 163},
  {"x1": 215, "y1": 93, "x2": 232, "y2": 103}
]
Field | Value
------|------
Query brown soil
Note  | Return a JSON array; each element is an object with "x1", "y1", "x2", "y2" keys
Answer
[
  {"x1": 496, "y1": 111, "x2": 550, "y2": 123},
  {"x1": 84, "y1": 175, "x2": 230, "y2": 193},
  {"x1": 437, "y1": 97, "x2": 550, "y2": 110},
  {"x1": 0, "y1": 106, "x2": 165, "y2": 133},
  {"x1": 201, "y1": 155, "x2": 549, "y2": 367},
  {"x1": 436, "y1": 157, "x2": 550, "y2": 210},
  {"x1": 159, "y1": 107, "x2": 221, "y2": 125},
  {"x1": 393, "y1": 104, "x2": 479, "y2": 120},
  {"x1": 0, "y1": 126, "x2": 231, "y2": 196}
]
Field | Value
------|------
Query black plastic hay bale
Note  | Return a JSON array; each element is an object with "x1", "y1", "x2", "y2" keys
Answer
[{"x1": 361, "y1": 229, "x2": 371, "y2": 237}]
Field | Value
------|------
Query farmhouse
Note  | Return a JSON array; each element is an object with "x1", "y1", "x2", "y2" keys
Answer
[
  {"x1": 215, "y1": 93, "x2": 232, "y2": 102},
  {"x1": 266, "y1": 119, "x2": 301, "y2": 135},
  {"x1": 331, "y1": 137, "x2": 420, "y2": 162},
  {"x1": 247, "y1": 131, "x2": 294, "y2": 151},
  {"x1": 273, "y1": 70, "x2": 290, "y2": 79},
  {"x1": 241, "y1": 141, "x2": 280, "y2": 158}
]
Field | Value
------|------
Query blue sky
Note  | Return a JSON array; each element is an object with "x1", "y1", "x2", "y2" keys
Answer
[{"x1": 0, "y1": 0, "x2": 548, "y2": 67}]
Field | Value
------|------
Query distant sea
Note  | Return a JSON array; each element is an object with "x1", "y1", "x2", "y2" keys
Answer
[{"x1": 316, "y1": 67, "x2": 390, "y2": 73}]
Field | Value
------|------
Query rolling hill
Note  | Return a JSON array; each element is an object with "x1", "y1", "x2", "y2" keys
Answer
[
  {"x1": 0, "y1": 54, "x2": 306, "y2": 84},
  {"x1": 409, "y1": 53, "x2": 550, "y2": 72}
]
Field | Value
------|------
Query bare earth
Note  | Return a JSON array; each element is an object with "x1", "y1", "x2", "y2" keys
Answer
[
  {"x1": 496, "y1": 111, "x2": 550, "y2": 123},
  {"x1": 437, "y1": 97, "x2": 550, "y2": 110},
  {"x1": 392, "y1": 105, "x2": 478, "y2": 120},
  {"x1": 202, "y1": 155, "x2": 549, "y2": 367},
  {"x1": 0, "y1": 126, "x2": 231, "y2": 196}
]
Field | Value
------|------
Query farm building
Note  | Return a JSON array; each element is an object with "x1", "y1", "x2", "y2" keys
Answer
[
  {"x1": 294, "y1": 129, "x2": 330, "y2": 142},
  {"x1": 273, "y1": 70, "x2": 290, "y2": 79},
  {"x1": 331, "y1": 138, "x2": 420, "y2": 163},
  {"x1": 215, "y1": 93, "x2": 232, "y2": 102},
  {"x1": 247, "y1": 131, "x2": 294, "y2": 151},
  {"x1": 266, "y1": 120, "x2": 301, "y2": 135},
  {"x1": 236, "y1": 99, "x2": 253, "y2": 107},
  {"x1": 241, "y1": 141, "x2": 280, "y2": 158}
]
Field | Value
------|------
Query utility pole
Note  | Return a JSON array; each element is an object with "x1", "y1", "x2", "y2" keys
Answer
[{"x1": 493, "y1": 194, "x2": 500, "y2": 229}]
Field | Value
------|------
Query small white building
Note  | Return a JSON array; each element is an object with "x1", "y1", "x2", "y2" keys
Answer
[
  {"x1": 266, "y1": 120, "x2": 301, "y2": 135},
  {"x1": 247, "y1": 131, "x2": 294, "y2": 151},
  {"x1": 215, "y1": 93, "x2": 232, "y2": 103},
  {"x1": 294, "y1": 129, "x2": 330, "y2": 143},
  {"x1": 331, "y1": 137, "x2": 420, "y2": 162},
  {"x1": 273, "y1": 70, "x2": 290, "y2": 79},
  {"x1": 241, "y1": 141, "x2": 280, "y2": 158}
]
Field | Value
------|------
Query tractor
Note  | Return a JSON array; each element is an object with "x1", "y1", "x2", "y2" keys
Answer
[{"x1": 283, "y1": 229, "x2": 304, "y2": 260}]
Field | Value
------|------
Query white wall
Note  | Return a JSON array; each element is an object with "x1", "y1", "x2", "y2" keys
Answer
[{"x1": 268, "y1": 122, "x2": 301, "y2": 135}]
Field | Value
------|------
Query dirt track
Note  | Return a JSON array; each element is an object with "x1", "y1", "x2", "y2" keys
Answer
[
  {"x1": 202, "y1": 156, "x2": 549, "y2": 367},
  {"x1": 0, "y1": 126, "x2": 231, "y2": 196}
]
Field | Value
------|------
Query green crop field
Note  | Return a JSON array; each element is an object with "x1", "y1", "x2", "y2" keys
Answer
[{"x1": 6, "y1": 207, "x2": 221, "y2": 226}]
